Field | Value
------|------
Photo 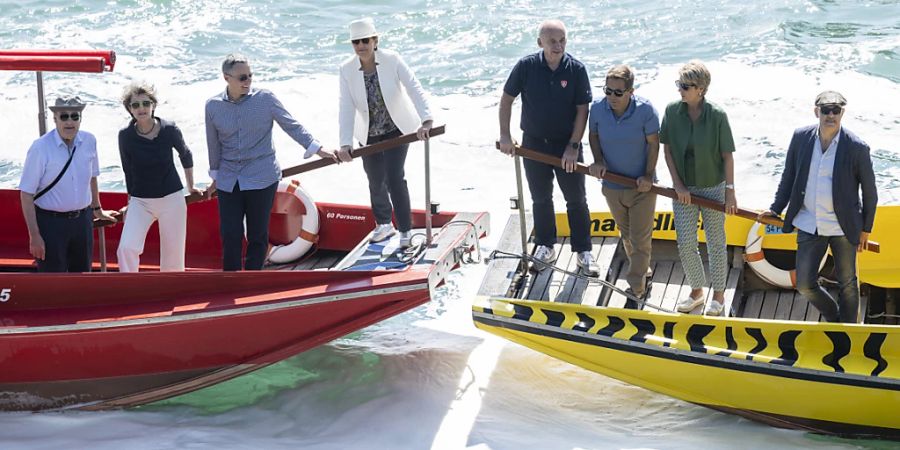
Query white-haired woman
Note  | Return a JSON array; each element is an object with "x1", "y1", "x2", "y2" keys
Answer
[
  {"x1": 117, "y1": 82, "x2": 200, "y2": 272},
  {"x1": 337, "y1": 17, "x2": 433, "y2": 247},
  {"x1": 660, "y1": 60, "x2": 738, "y2": 316}
]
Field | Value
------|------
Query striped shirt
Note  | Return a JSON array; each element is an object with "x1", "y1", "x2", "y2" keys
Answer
[{"x1": 205, "y1": 88, "x2": 321, "y2": 192}]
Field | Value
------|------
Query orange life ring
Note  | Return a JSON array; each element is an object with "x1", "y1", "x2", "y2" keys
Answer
[
  {"x1": 267, "y1": 179, "x2": 319, "y2": 264},
  {"x1": 744, "y1": 222, "x2": 825, "y2": 289}
]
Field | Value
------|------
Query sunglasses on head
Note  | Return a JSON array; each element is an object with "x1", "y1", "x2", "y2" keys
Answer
[
  {"x1": 58, "y1": 112, "x2": 80, "y2": 122},
  {"x1": 819, "y1": 104, "x2": 843, "y2": 116},
  {"x1": 130, "y1": 100, "x2": 154, "y2": 109},
  {"x1": 227, "y1": 73, "x2": 253, "y2": 82},
  {"x1": 675, "y1": 81, "x2": 697, "y2": 91},
  {"x1": 603, "y1": 86, "x2": 629, "y2": 97},
  {"x1": 352, "y1": 37, "x2": 371, "y2": 45}
]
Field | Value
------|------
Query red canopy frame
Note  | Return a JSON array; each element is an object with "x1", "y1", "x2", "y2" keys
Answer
[{"x1": 0, "y1": 49, "x2": 116, "y2": 135}]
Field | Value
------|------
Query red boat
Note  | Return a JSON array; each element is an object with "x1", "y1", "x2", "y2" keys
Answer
[{"x1": 0, "y1": 50, "x2": 490, "y2": 411}]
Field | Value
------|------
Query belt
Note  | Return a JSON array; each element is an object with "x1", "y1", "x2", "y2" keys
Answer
[{"x1": 35, "y1": 206, "x2": 89, "y2": 219}]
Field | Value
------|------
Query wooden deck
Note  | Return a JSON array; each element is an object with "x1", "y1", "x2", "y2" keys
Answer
[{"x1": 479, "y1": 213, "x2": 866, "y2": 323}]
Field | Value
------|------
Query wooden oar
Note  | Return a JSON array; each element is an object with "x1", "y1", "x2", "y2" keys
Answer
[
  {"x1": 281, "y1": 125, "x2": 446, "y2": 177},
  {"x1": 499, "y1": 142, "x2": 881, "y2": 253}
]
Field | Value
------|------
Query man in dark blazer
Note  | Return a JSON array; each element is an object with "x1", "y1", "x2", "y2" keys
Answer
[{"x1": 760, "y1": 91, "x2": 877, "y2": 323}]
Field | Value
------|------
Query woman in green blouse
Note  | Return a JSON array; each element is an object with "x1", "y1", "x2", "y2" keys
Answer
[{"x1": 660, "y1": 60, "x2": 737, "y2": 316}]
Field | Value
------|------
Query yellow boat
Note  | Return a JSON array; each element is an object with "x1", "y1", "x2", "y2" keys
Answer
[{"x1": 474, "y1": 207, "x2": 900, "y2": 440}]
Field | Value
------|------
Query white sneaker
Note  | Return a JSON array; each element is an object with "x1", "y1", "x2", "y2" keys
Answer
[
  {"x1": 677, "y1": 295, "x2": 705, "y2": 313},
  {"x1": 532, "y1": 245, "x2": 556, "y2": 270},
  {"x1": 576, "y1": 251, "x2": 600, "y2": 277},
  {"x1": 370, "y1": 224, "x2": 396, "y2": 243},
  {"x1": 705, "y1": 300, "x2": 725, "y2": 316},
  {"x1": 399, "y1": 231, "x2": 412, "y2": 248}
]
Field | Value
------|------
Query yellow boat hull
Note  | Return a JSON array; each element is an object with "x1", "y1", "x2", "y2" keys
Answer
[{"x1": 473, "y1": 297, "x2": 900, "y2": 439}]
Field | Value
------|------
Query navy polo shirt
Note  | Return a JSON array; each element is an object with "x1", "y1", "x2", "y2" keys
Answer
[{"x1": 504, "y1": 51, "x2": 592, "y2": 144}]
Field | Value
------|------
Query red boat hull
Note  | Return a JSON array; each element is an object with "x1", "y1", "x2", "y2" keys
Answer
[{"x1": 0, "y1": 189, "x2": 489, "y2": 411}]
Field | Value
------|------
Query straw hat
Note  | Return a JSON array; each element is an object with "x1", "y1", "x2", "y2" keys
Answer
[
  {"x1": 349, "y1": 18, "x2": 378, "y2": 42},
  {"x1": 49, "y1": 95, "x2": 86, "y2": 112}
]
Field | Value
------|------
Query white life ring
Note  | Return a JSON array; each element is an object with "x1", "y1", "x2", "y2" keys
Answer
[
  {"x1": 267, "y1": 179, "x2": 319, "y2": 264},
  {"x1": 744, "y1": 222, "x2": 825, "y2": 289}
]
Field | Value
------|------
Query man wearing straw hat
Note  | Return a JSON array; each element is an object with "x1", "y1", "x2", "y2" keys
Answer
[
  {"x1": 498, "y1": 19, "x2": 599, "y2": 276},
  {"x1": 19, "y1": 95, "x2": 117, "y2": 272}
]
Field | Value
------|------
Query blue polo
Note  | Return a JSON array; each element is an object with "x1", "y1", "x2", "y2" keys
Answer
[
  {"x1": 504, "y1": 51, "x2": 592, "y2": 146},
  {"x1": 589, "y1": 95, "x2": 660, "y2": 189}
]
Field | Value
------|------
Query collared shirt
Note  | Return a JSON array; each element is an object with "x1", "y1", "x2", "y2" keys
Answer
[
  {"x1": 18, "y1": 129, "x2": 99, "y2": 212},
  {"x1": 793, "y1": 129, "x2": 843, "y2": 236},
  {"x1": 205, "y1": 88, "x2": 321, "y2": 193},
  {"x1": 119, "y1": 118, "x2": 193, "y2": 198},
  {"x1": 589, "y1": 95, "x2": 660, "y2": 189},
  {"x1": 503, "y1": 51, "x2": 592, "y2": 142},
  {"x1": 659, "y1": 100, "x2": 735, "y2": 187}
]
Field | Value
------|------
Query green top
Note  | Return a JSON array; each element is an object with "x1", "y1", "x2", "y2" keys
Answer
[{"x1": 659, "y1": 100, "x2": 735, "y2": 187}]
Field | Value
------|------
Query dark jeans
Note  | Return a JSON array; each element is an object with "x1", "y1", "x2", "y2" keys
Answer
[
  {"x1": 361, "y1": 130, "x2": 411, "y2": 232},
  {"x1": 796, "y1": 230, "x2": 859, "y2": 323},
  {"x1": 216, "y1": 181, "x2": 277, "y2": 271},
  {"x1": 521, "y1": 136, "x2": 591, "y2": 253},
  {"x1": 35, "y1": 207, "x2": 93, "y2": 272}
]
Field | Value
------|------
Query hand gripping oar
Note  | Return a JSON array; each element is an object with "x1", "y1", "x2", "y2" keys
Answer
[
  {"x1": 281, "y1": 125, "x2": 445, "y2": 177},
  {"x1": 497, "y1": 142, "x2": 881, "y2": 253}
]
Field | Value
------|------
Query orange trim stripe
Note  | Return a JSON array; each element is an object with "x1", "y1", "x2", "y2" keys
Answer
[{"x1": 744, "y1": 251, "x2": 766, "y2": 263}]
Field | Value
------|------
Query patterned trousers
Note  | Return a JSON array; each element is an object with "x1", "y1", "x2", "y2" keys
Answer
[{"x1": 672, "y1": 182, "x2": 728, "y2": 292}]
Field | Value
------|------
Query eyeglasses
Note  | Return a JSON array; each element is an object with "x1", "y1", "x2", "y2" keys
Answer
[
  {"x1": 129, "y1": 100, "x2": 154, "y2": 109},
  {"x1": 675, "y1": 81, "x2": 697, "y2": 91},
  {"x1": 603, "y1": 86, "x2": 629, "y2": 97},
  {"x1": 58, "y1": 113, "x2": 80, "y2": 122},
  {"x1": 226, "y1": 73, "x2": 253, "y2": 82},
  {"x1": 819, "y1": 105, "x2": 843, "y2": 116},
  {"x1": 351, "y1": 37, "x2": 371, "y2": 45}
]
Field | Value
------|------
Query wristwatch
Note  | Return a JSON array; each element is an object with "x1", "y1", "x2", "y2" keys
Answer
[
  {"x1": 569, "y1": 141, "x2": 580, "y2": 150},
  {"x1": 725, "y1": 184, "x2": 735, "y2": 190}
]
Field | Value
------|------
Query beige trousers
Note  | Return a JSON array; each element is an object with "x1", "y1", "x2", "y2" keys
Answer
[{"x1": 602, "y1": 186, "x2": 657, "y2": 294}]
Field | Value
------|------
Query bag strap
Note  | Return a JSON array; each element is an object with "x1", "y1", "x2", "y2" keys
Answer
[{"x1": 34, "y1": 145, "x2": 77, "y2": 201}]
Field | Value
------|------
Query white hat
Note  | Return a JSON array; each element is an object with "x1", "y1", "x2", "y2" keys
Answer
[{"x1": 349, "y1": 18, "x2": 378, "y2": 42}]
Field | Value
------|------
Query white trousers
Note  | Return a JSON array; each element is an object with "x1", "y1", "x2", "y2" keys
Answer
[{"x1": 117, "y1": 191, "x2": 187, "y2": 272}]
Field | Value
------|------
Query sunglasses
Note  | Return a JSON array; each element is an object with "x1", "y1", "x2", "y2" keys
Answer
[
  {"x1": 227, "y1": 73, "x2": 253, "y2": 82},
  {"x1": 351, "y1": 37, "x2": 371, "y2": 45},
  {"x1": 819, "y1": 105, "x2": 843, "y2": 116},
  {"x1": 58, "y1": 113, "x2": 80, "y2": 122},
  {"x1": 603, "y1": 86, "x2": 629, "y2": 97},
  {"x1": 130, "y1": 100, "x2": 154, "y2": 109},
  {"x1": 675, "y1": 81, "x2": 697, "y2": 91}
]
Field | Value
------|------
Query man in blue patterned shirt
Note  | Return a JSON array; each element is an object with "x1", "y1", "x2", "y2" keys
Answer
[{"x1": 205, "y1": 54, "x2": 338, "y2": 271}]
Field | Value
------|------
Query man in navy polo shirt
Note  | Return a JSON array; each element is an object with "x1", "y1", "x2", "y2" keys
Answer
[{"x1": 498, "y1": 19, "x2": 598, "y2": 276}]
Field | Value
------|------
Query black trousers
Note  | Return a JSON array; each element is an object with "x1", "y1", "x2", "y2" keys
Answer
[
  {"x1": 35, "y1": 207, "x2": 93, "y2": 272},
  {"x1": 361, "y1": 130, "x2": 411, "y2": 232},
  {"x1": 216, "y1": 181, "x2": 278, "y2": 271},
  {"x1": 521, "y1": 135, "x2": 592, "y2": 253}
]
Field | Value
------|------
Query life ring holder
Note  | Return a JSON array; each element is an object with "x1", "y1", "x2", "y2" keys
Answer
[
  {"x1": 267, "y1": 179, "x2": 319, "y2": 264},
  {"x1": 744, "y1": 222, "x2": 825, "y2": 289}
]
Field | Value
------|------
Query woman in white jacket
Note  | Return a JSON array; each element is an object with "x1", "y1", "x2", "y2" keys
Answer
[{"x1": 337, "y1": 17, "x2": 433, "y2": 247}]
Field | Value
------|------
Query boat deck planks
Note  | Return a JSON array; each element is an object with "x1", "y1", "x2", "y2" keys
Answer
[{"x1": 481, "y1": 213, "x2": 865, "y2": 325}]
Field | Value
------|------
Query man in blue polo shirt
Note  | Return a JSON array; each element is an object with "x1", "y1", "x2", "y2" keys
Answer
[
  {"x1": 498, "y1": 19, "x2": 598, "y2": 276},
  {"x1": 588, "y1": 65, "x2": 660, "y2": 300}
]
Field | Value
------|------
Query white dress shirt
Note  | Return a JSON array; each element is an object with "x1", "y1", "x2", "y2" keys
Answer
[
  {"x1": 793, "y1": 129, "x2": 843, "y2": 236},
  {"x1": 18, "y1": 129, "x2": 99, "y2": 212}
]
